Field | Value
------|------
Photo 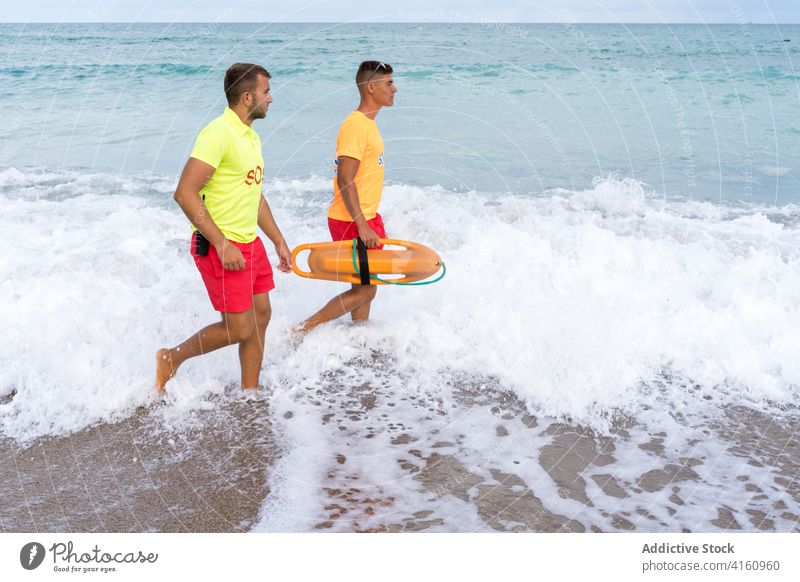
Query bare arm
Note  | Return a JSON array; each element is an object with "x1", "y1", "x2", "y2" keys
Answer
[
  {"x1": 257, "y1": 195, "x2": 292, "y2": 273},
  {"x1": 173, "y1": 157, "x2": 245, "y2": 270},
  {"x1": 337, "y1": 156, "x2": 380, "y2": 248}
]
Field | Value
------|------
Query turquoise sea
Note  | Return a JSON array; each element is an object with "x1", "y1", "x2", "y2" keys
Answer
[{"x1": 2, "y1": 23, "x2": 800, "y2": 202}]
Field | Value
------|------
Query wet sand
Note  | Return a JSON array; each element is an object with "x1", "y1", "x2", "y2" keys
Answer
[
  {"x1": 397, "y1": 406, "x2": 800, "y2": 532},
  {"x1": 2, "y1": 387, "x2": 799, "y2": 532},
  {"x1": 303, "y1": 390, "x2": 800, "y2": 532},
  {"x1": 1, "y1": 397, "x2": 275, "y2": 532}
]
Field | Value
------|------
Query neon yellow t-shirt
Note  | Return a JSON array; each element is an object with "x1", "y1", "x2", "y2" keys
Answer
[
  {"x1": 189, "y1": 107, "x2": 264, "y2": 243},
  {"x1": 328, "y1": 110, "x2": 385, "y2": 221}
]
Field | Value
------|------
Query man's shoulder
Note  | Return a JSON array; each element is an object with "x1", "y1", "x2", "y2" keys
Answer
[
  {"x1": 339, "y1": 111, "x2": 375, "y2": 135},
  {"x1": 197, "y1": 114, "x2": 233, "y2": 141},
  {"x1": 189, "y1": 113, "x2": 237, "y2": 168}
]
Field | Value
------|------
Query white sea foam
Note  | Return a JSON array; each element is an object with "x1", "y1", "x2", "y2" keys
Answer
[
  {"x1": 3, "y1": 167, "x2": 800, "y2": 530},
  {"x1": 2, "y1": 167, "x2": 800, "y2": 442}
]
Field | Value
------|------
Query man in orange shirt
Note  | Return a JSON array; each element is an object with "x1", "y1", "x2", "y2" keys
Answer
[{"x1": 297, "y1": 61, "x2": 396, "y2": 334}]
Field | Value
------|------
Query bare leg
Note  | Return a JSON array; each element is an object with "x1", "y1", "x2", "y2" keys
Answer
[
  {"x1": 351, "y1": 289, "x2": 373, "y2": 322},
  {"x1": 238, "y1": 293, "x2": 271, "y2": 389},
  {"x1": 155, "y1": 309, "x2": 256, "y2": 394},
  {"x1": 298, "y1": 284, "x2": 377, "y2": 334}
]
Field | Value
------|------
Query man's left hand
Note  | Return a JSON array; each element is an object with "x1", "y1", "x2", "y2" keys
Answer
[{"x1": 275, "y1": 239, "x2": 293, "y2": 273}]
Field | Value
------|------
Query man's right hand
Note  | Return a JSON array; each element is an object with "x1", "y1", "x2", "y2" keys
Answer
[
  {"x1": 216, "y1": 239, "x2": 246, "y2": 270},
  {"x1": 357, "y1": 224, "x2": 381, "y2": 248}
]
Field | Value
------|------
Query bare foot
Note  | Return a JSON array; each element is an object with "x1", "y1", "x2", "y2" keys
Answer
[
  {"x1": 289, "y1": 325, "x2": 308, "y2": 349},
  {"x1": 240, "y1": 384, "x2": 268, "y2": 401},
  {"x1": 155, "y1": 348, "x2": 176, "y2": 394}
]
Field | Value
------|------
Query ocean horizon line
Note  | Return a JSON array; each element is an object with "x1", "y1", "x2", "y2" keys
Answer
[{"x1": 1, "y1": 21, "x2": 799, "y2": 26}]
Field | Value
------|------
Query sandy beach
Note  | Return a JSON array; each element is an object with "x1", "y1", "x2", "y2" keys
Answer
[
  {"x1": 1, "y1": 397, "x2": 274, "y2": 532},
  {"x1": 3, "y1": 384, "x2": 798, "y2": 533}
]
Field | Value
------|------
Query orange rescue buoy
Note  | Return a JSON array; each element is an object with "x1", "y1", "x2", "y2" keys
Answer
[{"x1": 292, "y1": 239, "x2": 445, "y2": 286}]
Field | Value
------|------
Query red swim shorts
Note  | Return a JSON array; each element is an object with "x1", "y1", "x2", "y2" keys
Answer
[
  {"x1": 190, "y1": 232, "x2": 275, "y2": 313},
  {"x1": 328, "y1": 213, "x2": 387, "y2": 250}
]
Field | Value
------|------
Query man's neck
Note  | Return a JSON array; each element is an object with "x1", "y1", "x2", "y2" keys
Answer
[
  {"x1": 230, "y1": 104, "x2": 254, "y2": 126},
  {"x1": 356, "y1": 101, "x2": 381, "y2": 120}
]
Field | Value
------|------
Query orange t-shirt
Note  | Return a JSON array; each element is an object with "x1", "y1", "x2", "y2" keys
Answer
[{"x1": 328, "y1": 110, "x2": 385, "y2": 221}]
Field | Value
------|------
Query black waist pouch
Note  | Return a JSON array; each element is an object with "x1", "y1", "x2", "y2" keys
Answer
[{"x1": 194, "y1": 231, "x2": 210, "y2": 256}]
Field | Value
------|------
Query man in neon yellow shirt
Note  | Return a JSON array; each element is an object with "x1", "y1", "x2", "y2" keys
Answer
[
  {"x1": 156, "y1": 63, "x2": 292, "y2": 394},
  {"x1": 297, "y1": 61, "x2": 396, "y2": 335}
]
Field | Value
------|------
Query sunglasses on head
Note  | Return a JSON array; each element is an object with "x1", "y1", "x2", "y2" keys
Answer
[{"x1": 367, "y1": 61, "x2": 388, "y2": 81}]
